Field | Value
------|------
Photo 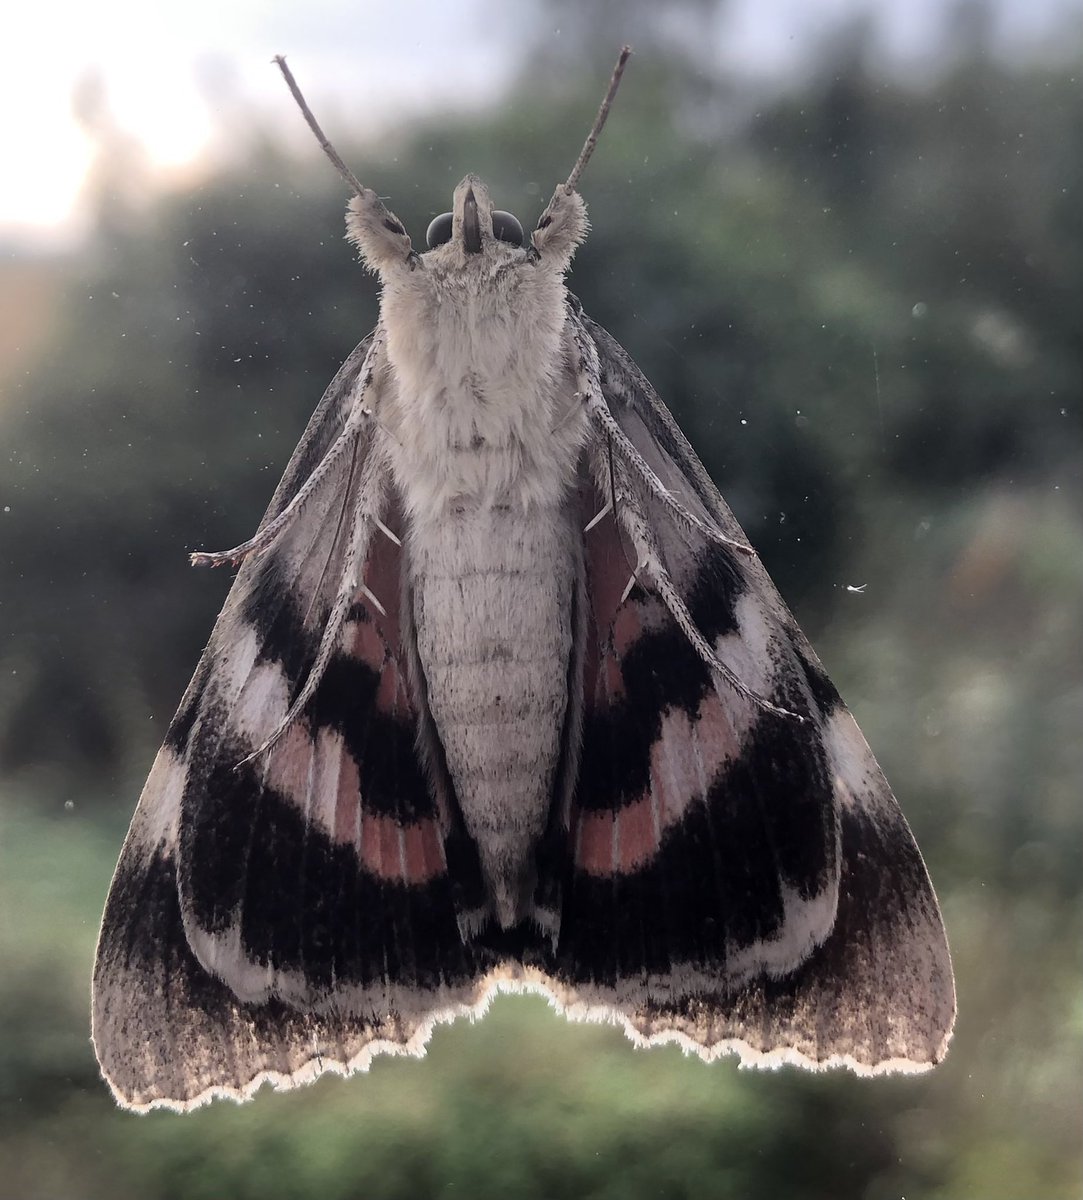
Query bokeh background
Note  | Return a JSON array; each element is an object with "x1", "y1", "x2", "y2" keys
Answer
[{"x1": 2, "y1": 1, "x2": 1081, "y2": 1197}]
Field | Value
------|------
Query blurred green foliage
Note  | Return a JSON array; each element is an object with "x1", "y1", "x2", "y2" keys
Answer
[{"x1": 1, "y1": 10, "x2": 1081, "y2": 1199}]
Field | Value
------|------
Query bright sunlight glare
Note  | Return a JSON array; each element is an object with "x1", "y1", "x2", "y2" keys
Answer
[{"x1": 2, "y1": 0, "x2": 1077, "y2": 247}]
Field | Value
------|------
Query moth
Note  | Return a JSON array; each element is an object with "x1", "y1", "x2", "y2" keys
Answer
[{"x1": 92, "y1": 49, "x2": 955, "y2": 1112}]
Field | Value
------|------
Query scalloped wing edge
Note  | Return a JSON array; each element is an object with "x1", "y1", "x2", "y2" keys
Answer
[{"x1": 110, "y1": 965, "x2": 949, "y2": 1115}]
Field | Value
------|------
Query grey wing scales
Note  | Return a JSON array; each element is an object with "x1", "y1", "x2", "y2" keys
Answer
[
  {"x1": 91, "y1": 333, "x2": 490, "y2": 1111},
  {"x1": 557, "y1": 309, "x2": 955, "y2": 1072}
]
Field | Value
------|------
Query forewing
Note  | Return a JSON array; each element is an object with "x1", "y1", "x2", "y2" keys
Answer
[
  {"x1": 548, "y1": 312, "x2": 955, "y2": 1071},
  {"x1": 91, "y1": 336, "x2": 485, "y2": 1110}
]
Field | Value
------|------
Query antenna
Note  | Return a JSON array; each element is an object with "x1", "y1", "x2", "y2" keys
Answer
[
  {"x1": 565, "y1": 46, "x2": 632, "y2": 191},
  {"x1": 273, "y1": 55, "x2": 367, "y2": 198}
]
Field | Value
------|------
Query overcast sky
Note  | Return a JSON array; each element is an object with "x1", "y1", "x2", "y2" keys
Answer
[{"x1": 4, "y1": 0, "x2": 1079, "y2": 249}]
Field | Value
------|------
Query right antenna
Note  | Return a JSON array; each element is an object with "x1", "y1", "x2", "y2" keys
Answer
[{"x1": 565, "y1": 46, "x2": 633, "y2": 192}]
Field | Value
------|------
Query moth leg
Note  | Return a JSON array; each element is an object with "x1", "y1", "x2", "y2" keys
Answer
[
  {"x1": 586, "y1": 430, "x2": 799, "y2": 722},
  {"x1": 619, "y1": 558, "x2": 645, "y2": 604},
  {"x1": 566, "y1": 322, "x2": 754, "y2": 558},
  {"x1": 190, "y1": 430, "x2": 362, "y2": 568},
  {"x1": 191, "y1": 329, "x2": 387, "y2": 567},
  {"x1": 574, "y1": 341, "x2": 801, "y2": 725},
  {"x1": 372, "y1": 516, "x2": 401, "y2": 546},
  {"x1": 240, "y1": 436, "x2": 395, "y2": 762},
  {"x1": 583, "y1": 499, "x2": 612, "y2": 533}
]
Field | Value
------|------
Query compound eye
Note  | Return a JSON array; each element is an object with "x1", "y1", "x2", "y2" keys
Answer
[
  {"x1": 426, "y1": 212, "x2": 454, "y2": 249},
  {"x1": 492, "y1": 210, "x2": 525, "y2": 246}
]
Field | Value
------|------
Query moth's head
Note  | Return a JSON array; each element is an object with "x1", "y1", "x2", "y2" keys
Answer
[{"x1": 346, "y1": 173, "x2": 588, "y2": 282}]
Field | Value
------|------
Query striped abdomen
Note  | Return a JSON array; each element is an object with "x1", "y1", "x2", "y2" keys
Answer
[{"x1": 408, "y1": 502, "x2": 579, "y2": 927}]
